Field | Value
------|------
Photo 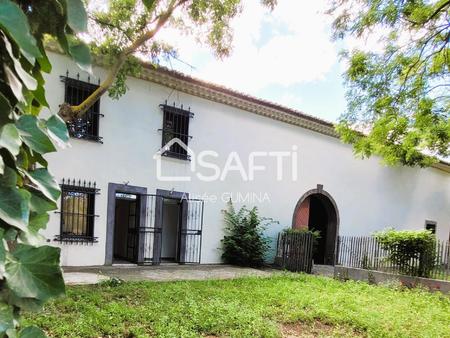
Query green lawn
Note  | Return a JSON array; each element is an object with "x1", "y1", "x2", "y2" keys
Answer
[{"x1": 25, "y1": 274, "x2": 450, "y2": 338}]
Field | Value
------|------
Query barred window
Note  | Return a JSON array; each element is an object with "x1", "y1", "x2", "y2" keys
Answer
[
  {"x1": 425, "y1": 220, "x2": 437, "y2": 235},
  {"x1": 61, "y1": 75, "x2": 103, "y2": 142},
  {"x1": 159, "y1": 103, "x2": 193, "y2": 160},
  {"x1": 55, "y1": 179, "x2": 99, "y2": 243}
]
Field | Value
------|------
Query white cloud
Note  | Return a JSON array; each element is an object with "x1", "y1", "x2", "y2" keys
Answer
[{"x1": 159, "y1": 0, "x2": 338, "y2": 95}]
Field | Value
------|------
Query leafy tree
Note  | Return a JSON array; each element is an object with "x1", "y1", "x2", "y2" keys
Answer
[
  {"x1": 221, "y1": 201, "x2": 273, "y2": 267},
  {"x1": 58, "y1": 0, "x2": 277, "y2": 122},
  {"x1": 0, "y1": 0, "x2": 92, "y2": 336},
  {"x1": 329, "y1": 0, "x2": 450, "y2": 166}
]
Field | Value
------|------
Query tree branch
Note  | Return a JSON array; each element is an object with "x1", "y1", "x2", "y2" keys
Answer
[
  {"x1": 60, "y1": 0, "x2": 189, "y2": 121},
  {"x1": 427, "y1": 0, "x2": 450, "y2": 23}
]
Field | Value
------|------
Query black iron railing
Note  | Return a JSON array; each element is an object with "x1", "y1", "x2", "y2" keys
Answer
[
  {"x1": 55, "y1": 179, "x2": 99, "y2": 243},
  {"x1": 61, "y1": 74, "x2": 103, "y2": 143},
  {"x1": 158, "y1": 102, "x2": 193, "y2": 160},
  {"x1": 337, "y1": 236, "x2": 450, "y2": 280}
]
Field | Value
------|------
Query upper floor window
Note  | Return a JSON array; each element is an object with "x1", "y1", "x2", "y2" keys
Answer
[
  {"x1": 55, "y1": 179, "x2": 99, "y2": 243},
  {"x1": 61, "y1": 75, "x2": 103, "y2": 143},
  {"x1": 159, "y1": 103, "x2": 193, "y2": 160},
  {"x1": 425, "y1": 220, "x2": 437, "y2": 235}
]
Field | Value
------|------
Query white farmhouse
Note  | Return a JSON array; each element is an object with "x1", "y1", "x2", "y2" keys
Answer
[{"x1": 42, "y1": 51, "x2": 450, "y2": 267}]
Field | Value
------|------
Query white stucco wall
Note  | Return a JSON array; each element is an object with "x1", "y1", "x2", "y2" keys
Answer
[{"x1": 41, "y1": 53, "x2": 450, "y2": 266}]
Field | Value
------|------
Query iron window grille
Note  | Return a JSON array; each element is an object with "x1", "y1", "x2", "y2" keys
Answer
[
  {"x1": 61, "y1": 73, "x2": 103, "y2": 142},
  {"x1": 54, "y1": 179, "x2": 99, "y2": 243},
  {"x1": 158, "y1": 102, "x2": 193, "y2": 160}
]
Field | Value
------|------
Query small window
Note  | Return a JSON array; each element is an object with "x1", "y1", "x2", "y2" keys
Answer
[
  {"x1": 425, "y1": 220, "x2": 437, "y2": 235},
  {"x1": 159, "y1": 103, "x2": 193, "y2": 160},
  {"x1": 55, "y1": 179, "x2": 99, "y2": 243},
  {"x1": 61, "y1": 75, "x2": 103, "y2": 142}
]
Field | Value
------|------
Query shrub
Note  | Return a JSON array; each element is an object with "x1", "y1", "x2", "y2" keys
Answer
[
  {"x1": 373, "y1": 229, "x2": 437, "y2": 277},
  {"x1": 221, "y1": 201, "x2": 273, "y2": 267}
]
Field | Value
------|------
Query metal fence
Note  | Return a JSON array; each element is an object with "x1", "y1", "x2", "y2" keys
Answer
[
  {"x1": 274, "y1": 232, "x2": 314, "y2": 273},
  {"x1": 337, "y1": 236, "x2": 450, "y2": 280}
]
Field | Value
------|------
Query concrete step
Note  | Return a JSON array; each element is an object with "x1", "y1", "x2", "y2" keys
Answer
[{"x1": 312, "y1": 264, "x2": 335, "y2": 277}]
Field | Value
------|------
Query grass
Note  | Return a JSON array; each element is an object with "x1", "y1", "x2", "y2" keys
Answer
[{"x1": 24, "y1": 274, "x2": 450, "y2": 338}]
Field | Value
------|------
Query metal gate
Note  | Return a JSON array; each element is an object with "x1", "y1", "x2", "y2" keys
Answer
[
  {"x1": 179, "y1": 199, "x2": 204, "y2": 264},
  {"x1": 137, "y1": 194, "x2": 204, "y2": 265}
]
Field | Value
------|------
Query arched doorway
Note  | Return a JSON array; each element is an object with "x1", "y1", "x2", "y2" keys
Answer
[{"x1": 292, "y1": 185, "x2": 339, "y2": 265}]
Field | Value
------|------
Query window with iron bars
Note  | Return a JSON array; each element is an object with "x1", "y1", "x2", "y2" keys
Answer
[
  {"x1": 54, "y1": 179, "x2": 99, "y2": 243},
  {"x1": 61, "y1": 74, "x2": 103, "y2": 142},
  {"x1": 159, "y1": 103, "x2": 193, "y2": 160}
]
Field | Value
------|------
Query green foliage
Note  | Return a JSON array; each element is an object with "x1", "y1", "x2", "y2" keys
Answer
[
  {"x1": 0, "y1": 0, "x2": 92, "y2": 335},
  {"x1": 221, "y1": 201, "x2": 272, "y2": 267},
  {"x1": 282, "y1": 227, "x2": 321, "y2": 239},
  {"x1": 330, "y1": 0, "x2": 450, "y2": 167},
  {"x1": 24, "y1": 275, "x2": 450, "y2": 337},
  {"x1": 88, "y1": 0, "x2": 277, "y2": 100},
  {"x1": 373, "y1": 229, "x2": 437, "y2": 277}
]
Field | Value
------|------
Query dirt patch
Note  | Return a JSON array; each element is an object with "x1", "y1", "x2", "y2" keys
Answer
[{"x1": 280, "y1": 321, "x2": 364, "y2": 338}]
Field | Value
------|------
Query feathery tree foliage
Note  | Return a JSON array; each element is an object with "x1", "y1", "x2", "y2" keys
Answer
[
  {"x1": 330, "y1": 0, "x2": 449, "y2": 166},
  {"x1": 59, "y1": 0, "x2": 277, "y2": 122}
]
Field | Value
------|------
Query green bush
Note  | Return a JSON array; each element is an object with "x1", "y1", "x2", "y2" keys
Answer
[
  {"x1": 282, "y1": 227, "x2": 321, "y2": 239},
  {"x1": 221, "y1": 201, "x2": 273, "y2": 267},
  {"x1": 373, "y1": 229, "x2": 437, "y2": 277}
]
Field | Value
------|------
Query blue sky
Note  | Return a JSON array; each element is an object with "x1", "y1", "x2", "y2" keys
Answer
[{"x1": 158, "y1": 1, "x2": 349, "y2": 123}]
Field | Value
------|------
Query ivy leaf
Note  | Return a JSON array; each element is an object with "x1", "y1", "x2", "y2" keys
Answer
[
  {"x1": 64, "y1": 0, "x2": 88, "y2": 33},
  {"x1": 0, "y1": 228, "x2": 5, "y2": 278},
  {"x1": 4, "y1": 64, "x2": 24, "y2": 103},
  {"x1": 46, "y1": 114, "x2": 69, "y2": 148},
  {"x1": 0, "y1": 123, "x2": 21, "y2": 158},
  {"x1": 37, "y1": 40, "x2": 52, "y2": 73},
  {"x1": 0, "y1": 92, "x2": 12, "y2": 123},
  {"x1": 0, "y1": 155, "x2": 3, "y2": 175},
  {"x1": 69, "y1": 40, "x2": 92, "y2": 73},
  {"x1": 0, "y1": 185, "x2": 30, "y2": 231},
  {"x1": 23, "y1": 168, "x2": 60, "y2": 202},
  {"x1": 0, "y1": 166, "x2": 17, "y2": 187},
  {"x1": 19, "y1": 326, "x2": 46, "y2": 338},
  {"x1": 29, "y1": 212, "x2": 49, "y2": 233},
  {"x1": 31, "y1": 68, "x2": 49, "y2": 109},
  {"x1": 56, "y1": 27, "x2": 70, "y2": 54},
  {"x1": 16, "y1": 115, "x2": 56, "y2": 154},
  {"x1": 4, "y1": 293, "x2": 44, "y2": 312},
  {"x1": 2, "y1": 34, "x2": 37, "y2": 91},
  {"x1": 5, "y1": 244, "x2": 65, "y2": 302},
  {"x1": 0, "y1": 302, "x2": 14, "y2": 335},
  {"x1": 29, "y1": 190, "x2": 58, "y2": 214},
  {"x1": 0, "y1": 0, "x2": 41, "y2": 62}
]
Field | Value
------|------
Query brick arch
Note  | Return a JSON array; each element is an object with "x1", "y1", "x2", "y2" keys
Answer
[{"x1": 292, "y1": 184, "x2": 340, "y2": 265}]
